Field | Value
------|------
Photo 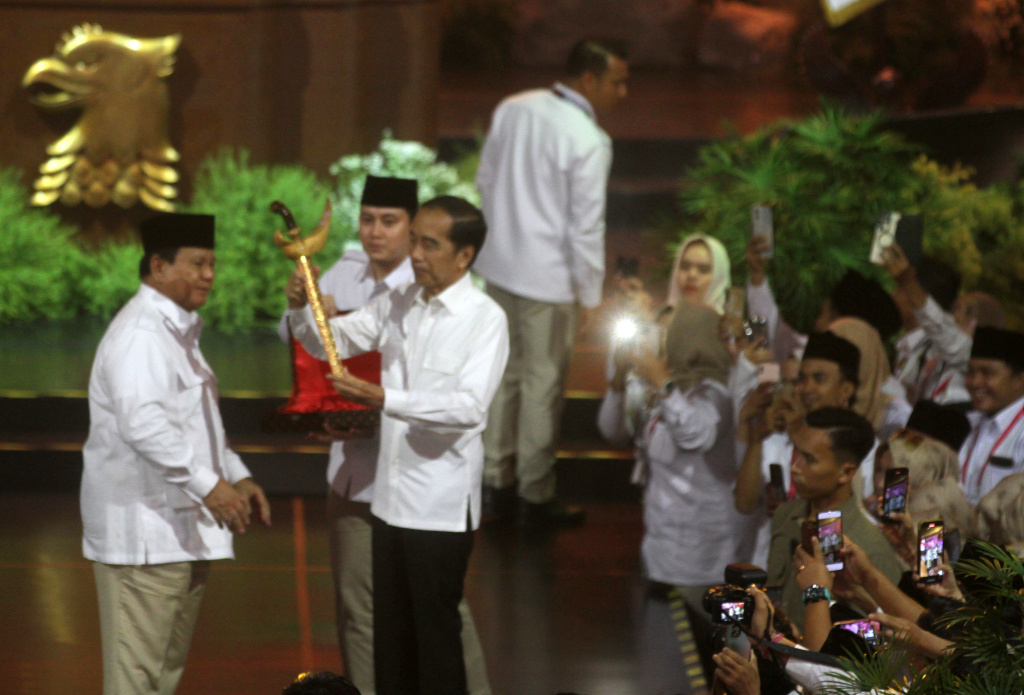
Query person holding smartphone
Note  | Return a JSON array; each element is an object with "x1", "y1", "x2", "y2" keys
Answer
[
  {"x1": 765, "y1": 408, "x2": 903, "y2": 627},
  {"x1": 735, "y1": 331, "x2": 864, "y2": 568},
  {"x1": 632, "y1": 300, "x2": 760, "y2": 675}
]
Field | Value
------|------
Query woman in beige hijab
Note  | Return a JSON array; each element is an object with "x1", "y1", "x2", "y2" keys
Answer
[
  {"x1": 633, "y1": 301, "x2": 759, "y2": 613},
  {"x1": 829, "y1": 316, "x2": 910, "y2": 442}
]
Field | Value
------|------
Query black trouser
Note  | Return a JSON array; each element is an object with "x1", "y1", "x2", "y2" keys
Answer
[{"x1": 371, "y1": 514, "x2": 474, "y2": 695}]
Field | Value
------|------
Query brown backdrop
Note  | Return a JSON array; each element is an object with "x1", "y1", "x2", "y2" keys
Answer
[{"x1": 0, "y1": 0, "x2": 440, "y2": 235}]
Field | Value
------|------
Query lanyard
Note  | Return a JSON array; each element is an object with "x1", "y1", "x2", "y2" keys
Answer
[
  {"x1": 551, "y1": 85, "x2": 595, "y2": 120},
  {"x1": 961, "y1": 405, "x2": 1024, "y2": 488},
  {"x1": 930, "y1": 374, "x2": 954, "y2": 399}
]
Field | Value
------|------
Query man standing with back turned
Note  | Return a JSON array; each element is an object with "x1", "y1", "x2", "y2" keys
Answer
[{"x1": 475, "y1": 37, "x2": 629, "y2": 531}]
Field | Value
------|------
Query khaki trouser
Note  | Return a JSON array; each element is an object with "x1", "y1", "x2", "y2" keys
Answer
[
  {"x1": 93, "y1": 560, "x2": 210, "y2": 695},
  {"x1": 482, "y1": 285, "x2": 579, "y2": 503},
  {"x1": 328, "y1": 491, "x2": 491, "y2": 695}
]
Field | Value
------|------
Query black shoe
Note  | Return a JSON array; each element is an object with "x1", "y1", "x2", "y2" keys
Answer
[
  {"x1": 481, "y1": 485, "x2": 516, "y2": 524},
  {"x1": 516, "y1": 498, "x2": 586, "y2": 533}
]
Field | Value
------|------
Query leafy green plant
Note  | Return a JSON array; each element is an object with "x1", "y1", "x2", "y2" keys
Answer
[
  {"x1": 181, "y1": 148, "x2": 343, "y2": 333},
  {"x1": 75, "y1": 239, "x2": 145, "y2": 319},
  {"x1": 0, "y1": 166, "x2": 90, "y2": 323},
  {"x1": 327, "y1": 130, "x2": 480, "y2": 246},
  {"x1": 674, "y1": 107, "x2": 1022, "y2": 333}
]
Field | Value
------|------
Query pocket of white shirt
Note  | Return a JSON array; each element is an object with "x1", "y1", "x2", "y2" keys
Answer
[{"x1": 423, "y1": 350, "x2": 460, "y2": 375}]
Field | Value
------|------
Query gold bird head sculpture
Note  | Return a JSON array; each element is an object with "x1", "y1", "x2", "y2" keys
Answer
[{"x1": 23, "y1": 24, "x2": 182, "y2": 211}]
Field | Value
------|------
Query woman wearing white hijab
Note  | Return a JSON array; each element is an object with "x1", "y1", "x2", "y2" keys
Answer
[
  {"x1": 598, "y1": 232, "x2": 733, "y2": 447},
  {"x1": 667, "y1": 233, "x2": 732, "y2": 313}
]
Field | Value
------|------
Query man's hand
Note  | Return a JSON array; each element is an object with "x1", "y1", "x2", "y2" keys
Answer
[
  {"x1": 234, "y1": 477, "x2": 271, "y2": 527},
  {"x1": 793, "y1": 536, "x2": 832, "y2": 592},
  {"x1": 880, "y1": 242, "x2": 911, "y2": 283},
  {"x1": 712, "y1": 648, "x2": 760, "y2": 695},
  {"x1": 321, "y1": 294, "x2": 339, "y2": 318},
  {"x1": 203, "y1": 479, "x2": 252, "y2": 534},
  {"x1": 839, "y1": 536, "x2": 876, "y2": 587},
  {"x1": 738, "y1": 384, "x2": 774, "y2": 444},
  {"x1": 633, "y1": 346, "x2": 671, "y2": 391},
  {"x1": 746, "y1": 236, "x2": 770, "y2": 287},
  {"x1": 286, "y1": 265, "x2": 321, "y2": 310},
  {"x1": 329, "y1": 371, "x2": 385, "y2": 409},
  {"x1": 871, "y1": 612, "x2": 953, "y2": 659}
]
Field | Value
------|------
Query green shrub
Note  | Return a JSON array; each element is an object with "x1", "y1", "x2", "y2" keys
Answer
[
  {"x1": 328, "y1": 131, "x2": 481, "y2": 246},
  {"x1": 326, "y1": 129, "x2": 481, "y2": 263},
  {"x1": 0, "y1": 167, "x2": 88, "y2": 323},
  {"x1": 75, "y1": 239, "x2": 144, "y2": 319},
  {"x1": 181, "y1": 149, "x2": 344, "y2": 333},
  {"x1": 674, "y1": 107, "x2": 1020, "y2": 333}
]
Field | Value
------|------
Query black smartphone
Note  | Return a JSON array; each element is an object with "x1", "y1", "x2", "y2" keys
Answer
[
  {"x1": 918, "y1": 519, "x2": 944, "y2": 583},
  {"x1": 801, "y1": 519, "x2": 818, "y2": 555},
  {"x1": 835, "y1": 619, "x2": 882, "y2": 648},
  {"x1": 882, "y1": 467, "x2": 909, "y2": 522},
  {"x1": 817, "y1": 510, "x2": 844, "y2": 572},
  {"x1": 945, "y1": 527, "x2": 962, "y2": 563},
  {"x1": 768, "y1": 463, "x2": 786, "y2": 503}
]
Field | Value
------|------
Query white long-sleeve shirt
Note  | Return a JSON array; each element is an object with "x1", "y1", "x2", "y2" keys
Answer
[
  {"x1": 289, "y1": 273, "x2": 509, "y2": 532},
  {"x1": 474, "y1": 83, "x2": 611, "y2": 308},
  {"x1": 641, "y1": 380, "x2": 759, "y2": 586},
  {"x1": 277, "y1": 251, "x2": 414, "y2": 503},
  {"x1": 81, "y1": 284, "x2": 251, "y2": 565},
  {"x1": 960, "y1": 394, "x2": 1024, "y2": 505},
  {"x1": 905, "y1": 296, "x2": 971, "y2": 404}
]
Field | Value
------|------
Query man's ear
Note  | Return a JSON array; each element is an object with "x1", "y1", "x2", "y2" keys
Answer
[
  {"x1": 837, "y1": 460, "x2": 859, "y2": 486},
  {"x1": 840, "y1": 380, "x2": 856, "y2": 407},
  {"x1": 149, "y1": 254, "x2": 169, "y2": 282},
  {"x1": 455, "y1": 245, "x2": 475, "y2": 273}
]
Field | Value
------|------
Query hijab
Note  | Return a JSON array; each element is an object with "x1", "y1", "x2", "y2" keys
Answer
[
  {"x1": 667, "y1": 233, "x2": 731, "y2": 314},
  {"x1": 664, "y1": 300, "x2": 731, "y2": 393},
  {"x1": 829, "y1": 316, "x2": 893, "y2": 430}
]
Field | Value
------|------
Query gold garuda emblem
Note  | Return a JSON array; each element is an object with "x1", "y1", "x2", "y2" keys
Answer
[{"x1": 23, "y1": 24, "x2": 181, "y2": 211}]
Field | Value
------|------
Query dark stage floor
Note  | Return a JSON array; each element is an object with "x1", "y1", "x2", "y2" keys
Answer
[{"x1": 0, "y1": 492, "x2": 669, "y2": 695}]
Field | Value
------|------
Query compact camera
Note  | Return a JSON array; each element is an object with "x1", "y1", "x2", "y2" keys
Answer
[{"x1": 703, "y1": 585, "x2": 754, "y2": 626}]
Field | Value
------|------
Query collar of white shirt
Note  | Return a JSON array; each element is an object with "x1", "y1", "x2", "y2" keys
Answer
[
  {"x1": 371, "y1": 255, "x2": 415, "y2": 291},
  {"x1": 551, "y1": 81, "x2": 596, "y2": 121},
  {"x1": 139, "y1": 283, "x2": 202, "y2": 339},
  {"x1": 413, "y1": 272, "x2": 477, "y2": 314},
  {"x1": 982, "y1": 393, "x2": 1024, "y2": 432}
]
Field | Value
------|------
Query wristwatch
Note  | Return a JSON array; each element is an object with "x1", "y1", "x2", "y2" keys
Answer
[{"x1": 802, "y1": 584, "x2": 833, "y2": 605}]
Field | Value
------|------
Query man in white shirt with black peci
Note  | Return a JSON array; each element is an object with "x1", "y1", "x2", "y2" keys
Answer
[
  {"x1": 960, "y1": 326, "x2": 1024, "y2": 504},
  {"x1": 474, "y1": 36, "x2": 629, "y2": 531},
  {"x1": 82, "y1": 213, "x2": 270, "y2": 695},
  {"x1": 285, "y1": 195, "x2": 509, "y2": 695}
]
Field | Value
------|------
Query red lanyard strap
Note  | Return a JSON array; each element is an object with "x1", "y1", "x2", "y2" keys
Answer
[{"x1": 962, "y1": 406, "x2": 1024, "y2": 488}]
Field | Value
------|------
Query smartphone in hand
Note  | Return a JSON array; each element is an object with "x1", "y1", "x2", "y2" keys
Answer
[
  {"x1": 917, "y1": 519, "x2": 945, "y2": 583},
  {"x1": 881, "y1": 467, "x2": 909, "y2": 523},
  {"x1": 768, "y1": 462, "x2": 787, "y2": 502},
  {"x1": 751, "y1": 204, "x2": 774, "y2": 259},
  {"x1": 817, "y1": 510, "x2": 844, "y2": 571}
]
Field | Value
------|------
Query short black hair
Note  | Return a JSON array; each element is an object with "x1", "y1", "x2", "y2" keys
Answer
[
  {"x1": 916, "y1": 256, "x2": 961, "y2": 312},
  {"x1": 419, "y1": 196, "x2": 487, "y2": 265},
  {"x1": 282, "y1": 672, "x2": 361, "y2": 695},
  {"x1": 139, "y1": 248, "x2": 179, "y2": 279},
  {"x1": 805, "y1": 407, "x2": 875, "y2": 467},
  {"x1": 566, "y1": 37, "x2": 628, "y2": 79}
]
